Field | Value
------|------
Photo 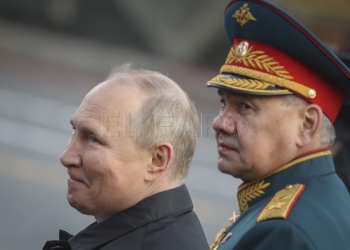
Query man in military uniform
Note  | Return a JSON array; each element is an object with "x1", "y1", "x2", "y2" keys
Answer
[{"x1": 208, "y1": 0, "x2": 350, "y2": 249}]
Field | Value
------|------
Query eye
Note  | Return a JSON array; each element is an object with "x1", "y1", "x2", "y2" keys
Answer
[
  {"x1": 240, "y1": 102, "x2": 252, "y2": 110},
  {"x1": 89, "y1": 135, "x2": 99, "y2": 143},
  {"x1": 220, "y1": 98, "x2": 226, "y2": 109}
]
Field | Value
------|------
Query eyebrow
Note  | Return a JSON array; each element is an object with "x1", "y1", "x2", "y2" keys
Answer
[{"x1": 70, "y1": 119, "x2": 99, "y2": 135}]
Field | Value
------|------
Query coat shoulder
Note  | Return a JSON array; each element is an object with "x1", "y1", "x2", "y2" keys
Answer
[{"x1": 141, "y1": 211, "x2": 209, "y2": 250}]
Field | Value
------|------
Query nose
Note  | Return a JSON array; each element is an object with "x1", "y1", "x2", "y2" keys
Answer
[
  {"x1": 213, "y1": 112, "x2": 234, "y2": 136},
  {"x1": 212, "y1": 114, "x2": 223, "y2": 133},
  {"x1": 60, "y1": 137, "x2": 82, "y2": 169}
]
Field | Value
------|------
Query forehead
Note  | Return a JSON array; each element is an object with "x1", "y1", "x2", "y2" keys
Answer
[
  {"x1": 218, "y1": 89, "x2": 258, "y2": 101},
  {"x1": 71, "y1": 83, "x2": 148, "y2": 127}
]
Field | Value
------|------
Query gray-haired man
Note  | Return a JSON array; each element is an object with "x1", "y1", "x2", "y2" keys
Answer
[{"x1": 43, "y1": 65, "x2": 209, "y2": 250}]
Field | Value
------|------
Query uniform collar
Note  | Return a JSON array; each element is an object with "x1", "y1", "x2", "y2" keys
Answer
[
  {"x1": 237, "y1": 148, "x2": 334, "y2": 212},
  {"x1": 68, "y1": 185, "x2": 193, "y2": 250}
]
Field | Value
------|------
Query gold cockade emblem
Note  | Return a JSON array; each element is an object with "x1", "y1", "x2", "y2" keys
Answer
[{"x1": 232, "y1": 3, "x2": 256, "y2": 26}]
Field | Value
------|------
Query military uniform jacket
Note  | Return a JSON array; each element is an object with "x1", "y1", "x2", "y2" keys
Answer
[
  {"x1": 43, "y1": 185, "x2": 209, "y2": 250},
  {"x1": 212, "y1": 148, "x2": 350, "y2": 250}
]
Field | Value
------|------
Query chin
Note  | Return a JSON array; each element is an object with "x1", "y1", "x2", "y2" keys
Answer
[
  {"x1": 67, "y1": 194, "x2": 78, "y2": 210},
  {"x1": 217, "y1": 157, "x2": 231, "y2": 171},
  {"x1": 217, "y1": 160, "x2": 244, "y2": 179},
  {"x1": 217, "y1": 162, "x2": 234, "y2": 175},
  {"x1": 67, "y1": 194, "x2": 93, "y2": 215}
]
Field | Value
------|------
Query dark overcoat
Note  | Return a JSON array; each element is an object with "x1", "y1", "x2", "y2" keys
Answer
[{"x1": 43, "y1": 185, "x2": 209, "y2": 250}]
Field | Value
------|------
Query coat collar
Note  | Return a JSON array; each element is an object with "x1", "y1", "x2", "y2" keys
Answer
[
  {"x1": 237, "y1": 148, "x2": 334, "y2": 212},
  {"x1": 68, "y1": 184, "x2": 193, "y2": 250}
]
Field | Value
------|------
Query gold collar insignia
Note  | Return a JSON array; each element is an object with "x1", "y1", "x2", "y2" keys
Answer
[
  {"x1": 237, "y1": 150, "x2": 331, "y2": 211},
  {"x1": 238, "y1": 180, "x2": 270, "y2": 211}
]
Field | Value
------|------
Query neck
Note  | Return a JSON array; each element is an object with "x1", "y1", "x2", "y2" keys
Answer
[{"x1": 144, "y1": 177, "x2": 183, "y2": 199}]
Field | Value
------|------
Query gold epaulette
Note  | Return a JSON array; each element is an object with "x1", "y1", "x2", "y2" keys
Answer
[{"x1": 256, "y1": 184, "x2": 305, "y2": 223}]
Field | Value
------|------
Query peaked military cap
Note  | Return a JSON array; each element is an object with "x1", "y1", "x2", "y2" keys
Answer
[{"x1": 208, "y1": 0, "x2": 350, "y2": 122}]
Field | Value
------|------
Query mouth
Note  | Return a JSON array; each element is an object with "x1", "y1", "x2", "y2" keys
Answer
[
  {"x1": 67, "y1": 177, "x2": 84, "y2": 187},
  {"x1": 218, "y1": 142, "x2": 238, "y2": 154},
  {"x1": 67, "y1": 172, "x2": 85, "y2": 184},
  {"x1": 68, "y1": 177, "x2": 83, "y2": 182},
  {"x1": 217, "y1": 131, "x2": 239, "y2": 152},
  {"x1": 67, "y1": 177, "x2": 89, "y2": 189}
]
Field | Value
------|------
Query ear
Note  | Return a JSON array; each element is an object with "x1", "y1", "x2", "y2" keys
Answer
[
  {"x1": 297, "y1": 104, "x2": 323, "y2": 147},
  {"x1": 144, "y1": 143, "x2": 174, "y2": 182}
]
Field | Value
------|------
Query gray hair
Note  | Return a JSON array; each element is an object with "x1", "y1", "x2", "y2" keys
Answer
[
  {"x1": 107, "y1": 64, "x2": 199, "y2": 181},
  {"x1": 280, "y1": 95, "x2": 335, "y2": 147}
]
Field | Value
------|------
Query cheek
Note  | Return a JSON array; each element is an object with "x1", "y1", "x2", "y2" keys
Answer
[
  {"x1": 271, "y1": 116, "x2": 298, "y2": 143},
  {"x1": 255, "y1": 119, "x2": 295, "y2": 155},
  {"x1": 241, "y1": 121, "x2": 275, "y2": 156},
  {"x1": 82, "y1": 150, "x2": 113, "y2": 186},
  {"x1": 94, "y1": 149, "x2": 134, "y2": 189},
  {"x1": 240, "y1": 135, "x2": 263, "y2": 161}
]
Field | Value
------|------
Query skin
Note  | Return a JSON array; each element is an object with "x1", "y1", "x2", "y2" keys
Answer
[
  {"x1": 212, "y1": 90, "x2": 323, "y2": 181},
  {"x1": 60, "y1": 81, "x2": 179, "y2": 222}
]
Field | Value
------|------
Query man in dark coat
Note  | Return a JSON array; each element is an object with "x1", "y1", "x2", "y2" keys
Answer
[
  {"x1": 43, "y1": 65, "x2": 209, "y2": 250},
  {"x1": 207, "y1": 1, "x2": 350, "y2": 249}
]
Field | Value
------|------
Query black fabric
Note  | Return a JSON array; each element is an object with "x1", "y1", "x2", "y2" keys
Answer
[
  {"x1": 59, "y1": 230, "x2": 73, "y2": 241},
  {"x1": 43, "y1": 185, "x2": 209, "y2": 250},
  {"x1": 43, "y1": 240, "x2": 71, "y2": 250}
]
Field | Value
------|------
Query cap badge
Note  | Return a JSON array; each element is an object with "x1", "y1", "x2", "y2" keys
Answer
[
  {"x1": 232, "y1": 3, "x2": 257, "y2": 26},
  {"x1": 235, "y1": 41, "x2": 249, "y2": 58}
]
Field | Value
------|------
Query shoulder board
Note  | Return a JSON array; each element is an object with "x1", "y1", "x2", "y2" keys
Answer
[{"x1": 256, "y1": 184, "x2": 305, "y2": 223}]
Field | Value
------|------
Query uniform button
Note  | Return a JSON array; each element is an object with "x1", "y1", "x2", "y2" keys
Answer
[{"x1": 285, "y1": 185, "x2": 293, "y2": 190}]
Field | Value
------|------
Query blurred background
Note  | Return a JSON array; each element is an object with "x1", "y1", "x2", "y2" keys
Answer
[{"x1": 0, "y1": 0, "x2": 349, "y2": 249}]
